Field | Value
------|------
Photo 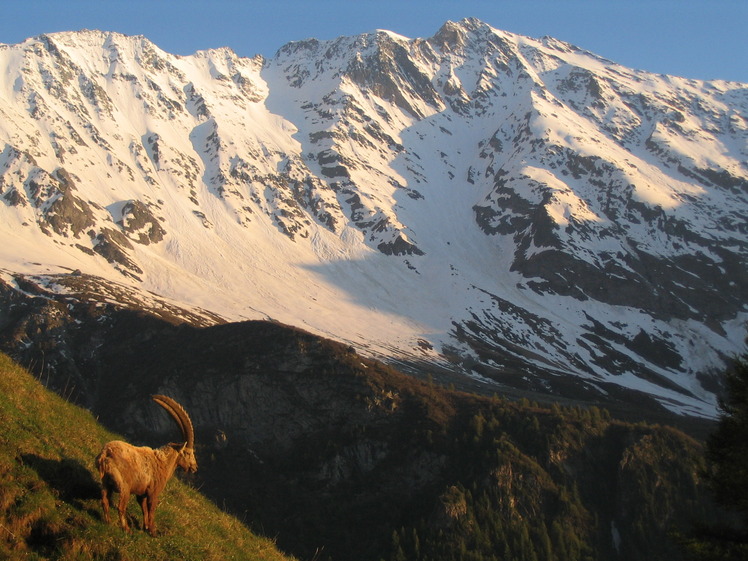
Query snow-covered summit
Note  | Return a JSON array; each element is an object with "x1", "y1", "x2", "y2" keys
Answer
[{"x1": 0, "y1": 19, "x2": 746, "y2": 417}]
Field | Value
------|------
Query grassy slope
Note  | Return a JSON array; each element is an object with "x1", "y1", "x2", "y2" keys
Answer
[{"x1": 0, "y1": 353, "x2": 295, "y2": 561}]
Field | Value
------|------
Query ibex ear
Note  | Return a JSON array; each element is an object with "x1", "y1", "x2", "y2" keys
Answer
[{"x1": 179, "y1": 442, "x2": 187, "y2": 453}]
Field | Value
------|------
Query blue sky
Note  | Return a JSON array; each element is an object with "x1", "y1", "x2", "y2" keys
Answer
[{"x1": 1, "y1": 1, "x2": 746, "y2": 82}]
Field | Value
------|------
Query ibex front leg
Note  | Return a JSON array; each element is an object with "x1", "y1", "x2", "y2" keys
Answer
[
  {"x1": 146, "y1": 495, "x2": 159, "y2": 536},
  {"x1": 138, "y1": 494, "x2": 157, "y2": 535}
]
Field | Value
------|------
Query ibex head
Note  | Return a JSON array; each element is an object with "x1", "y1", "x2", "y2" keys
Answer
[{"x1": 152, "y1": 395, "x2": 198, "y2": 473}]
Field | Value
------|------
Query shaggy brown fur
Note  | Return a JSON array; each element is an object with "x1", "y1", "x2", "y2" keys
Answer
[{"x1": 96, "y1": 395, "x2": 197, "y2": 535}]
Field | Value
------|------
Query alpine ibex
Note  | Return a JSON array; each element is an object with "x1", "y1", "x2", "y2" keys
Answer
[{"x1": 96, "y1": 395, "x2": 197, "y2": 535}]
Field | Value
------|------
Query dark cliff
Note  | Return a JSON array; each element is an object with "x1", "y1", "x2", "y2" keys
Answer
[{"x1": 0, "y1": 271, "x2": 728, "y2": 560}]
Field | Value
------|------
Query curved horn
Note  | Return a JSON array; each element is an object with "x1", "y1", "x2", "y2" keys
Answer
[{"x1": 152, "y1": 395, "x2": 195, "y2": 448}]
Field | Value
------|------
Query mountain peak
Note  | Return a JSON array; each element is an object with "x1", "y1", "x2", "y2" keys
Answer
[
  {"x1": 0, "y1": 23, "x2": 746, "y2": 418},
  {"x1": 370, "y1": 28, "x2": 411, "y2": 43},
  {"x1": 431, "y1": 20, "x2": 469, "y2": 51},
  {"x1": 32, "y1": 29, "x2": 156, "y2": 54}
]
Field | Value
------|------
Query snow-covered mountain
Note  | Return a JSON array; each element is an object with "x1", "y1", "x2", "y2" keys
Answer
[{"x1": 0, "y1": 18, "x2": 746, "y2": 417}]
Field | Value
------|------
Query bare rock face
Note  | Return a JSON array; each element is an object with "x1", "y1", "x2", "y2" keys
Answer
[
  {"x1": 118, "y1": 199, "x2": 166, "y2": 244},
  {"x1": 92, "y1": 228, "x2": 142, "y2": 277},
  {"x1": 36, "y1": 169, "x2": 96, "y2": 238}
]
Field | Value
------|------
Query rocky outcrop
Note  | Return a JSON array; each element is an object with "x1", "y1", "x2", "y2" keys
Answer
[{"x1": 117, "y1": 199, "x2": 166, "y2": 244}]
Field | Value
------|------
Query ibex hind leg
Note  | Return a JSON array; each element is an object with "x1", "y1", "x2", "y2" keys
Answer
[
  {"x1": 117, "y1": 490, "x2": 131, "y2": 533},
  {"x1": 100, "y1": 484, "x2": 112, "y2": 523}
]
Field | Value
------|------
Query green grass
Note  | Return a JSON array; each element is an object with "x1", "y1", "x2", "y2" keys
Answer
[{"x1": 0, "y1": 353, "x2": 295, "y2": 561}]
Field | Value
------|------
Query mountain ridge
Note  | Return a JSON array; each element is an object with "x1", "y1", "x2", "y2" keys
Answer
[
  {"x1": 0, "y1": 304, "x2": 725, "y2": 561},
  {"x1": 0, "y1": 18, "x2": 746, "y2": 417}
]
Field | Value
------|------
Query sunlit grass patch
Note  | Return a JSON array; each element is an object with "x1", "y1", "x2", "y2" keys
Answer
[{"x1": 0, "y1": 353, "x2": 295, "y2": 560}]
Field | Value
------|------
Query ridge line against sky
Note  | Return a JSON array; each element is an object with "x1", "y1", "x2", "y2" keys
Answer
[{"x1": 0, "y1": 0, "x2": 746, "y2": 83}]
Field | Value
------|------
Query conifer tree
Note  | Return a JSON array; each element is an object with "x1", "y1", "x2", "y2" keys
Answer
[
  {"x1": 684, "y1": 354, "x2": 748, "y2": 560},
  {"x1": 705, "y1": 354, "x2": 748, "y2": 528}
]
